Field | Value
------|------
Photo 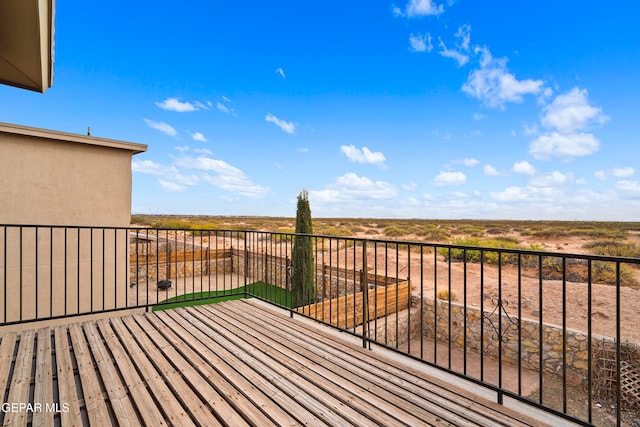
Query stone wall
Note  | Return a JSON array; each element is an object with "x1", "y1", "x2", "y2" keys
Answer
[
  {"x1": 232, "y1": 250, "x2": 289, "y2": 287},
  {"x1": 369, "y1": 307, "x2": 421, "y2": 348},
  {"x1": 418, "y1": 297, "x2": 640, "y2": 387},
  {"x1": 132, "y1": 257, "x2": 233, "y2": 283}
]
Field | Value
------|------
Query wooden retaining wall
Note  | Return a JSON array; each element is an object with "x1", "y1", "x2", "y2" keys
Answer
[
  {"x1": 130, "y1": 249, "x2": 232, "y2": 265},
  {"x1": 297, "y1": 280, "x2": 411, "y2": 330}
]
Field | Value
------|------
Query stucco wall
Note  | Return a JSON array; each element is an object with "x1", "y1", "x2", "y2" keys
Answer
[
  {"x1": 0, "y1": 123, "x2": 145, "y2": 226},
  {"x1": 0, "y1": 123, "x2": 146, "y2": 324}
]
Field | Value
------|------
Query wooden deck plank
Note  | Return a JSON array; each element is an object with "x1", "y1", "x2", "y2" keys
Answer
[
  {"x1": 0, "y1": 333, "x2": 17, "y2": 412},
  {"x1": 213, "y1": 301, "x2": 461, "y2": 426},
  {"x1": 121, "y1": 315, "x2": 222, "y2": 427},
  {"x1": 178, "y1": 306, "x2": 388, "y2": 427},
  {"x1": 67, "y1": 324, "x2": 111, "y2": 426},
  {"x1": 152, "y1": 309, "x2": 327, "y2": 427},
  {"x1": 239, "y1": 298, "x2": 542, "y2": 427},
  {"x1": 161, "y1": 308, "x2": 354, "y2": 426},
  {"x1": 3, "y1": 330, "x2": 35, "y2": 427},
  {"x1": 220, "y1": 301, "x2": 489, "y2": 427},
  {"x1": 109, "y1": 317, "x2": 197, "y2": 427},
  {"x1": 200, "y1": 303, "x2": 447, "y2": 427},
  {"x1": 0, "y1": 299, "x2": 560, "y2": 427},
  {"x1": 141, "y1": 313, "x2": 248, "y2": 427},
  {"x1": 95, "y1": 319, "x2": 168, "y2": 427},
  {"x1": 125, "y1": 316, "x2": 226, "y2": 426},
  {"x1": 32, "y1": 328, "x2": 54, "y2": 427},
  {"x1": 82, "y1": 321, "x2": 139, "y2": 426},
  {"x1": 243, "y1": 299, "x2": 513, "y2": 424},
  {"x1": 149, "y1": 310, "x2": 298, "y2": 427},
  {"x1": 53, "y1": 327, "x2": 83, "y2": 427}
]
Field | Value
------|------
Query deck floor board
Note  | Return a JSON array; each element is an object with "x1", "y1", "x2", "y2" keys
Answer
[{"x1": 0, "y1": 299, "x2": 554, "y2": 426}]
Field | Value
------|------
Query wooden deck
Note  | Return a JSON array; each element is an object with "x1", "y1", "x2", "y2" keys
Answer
[{"x1": 0, "y1": 299, "x2": 555, "y2": 426}]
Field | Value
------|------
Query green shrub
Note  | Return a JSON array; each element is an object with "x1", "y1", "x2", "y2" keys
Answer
[
  {"x1": 415, "y1": 225, "x2": 451, "y2": 242},
  {"x1": 383, "y1": 226, "x2": 406, "y2": 237},
  {"x1": 592, "y1": 261, "x2": 637, "y2": 286},
  {"x1": 317, "y1": 226, "x2": 354, "y2": 237},
  {"x1": 584, "y1": 240, "x2": 640, "y2": 258},
  {"x1": 441, "y1": 237, "x2": 537, "y2": 265},
  {"x1": 152, "y1": 219, "x2": 192, "y2": 229},
  {"x1": 273, "y1": 228, "x2": 294, "y2": 242},
  {"x1": 130, "y1": 215, "x2": 148, "y2": 225},
  {"x1": 569, "y1": 228, "x2": 628, "y2": 239}
]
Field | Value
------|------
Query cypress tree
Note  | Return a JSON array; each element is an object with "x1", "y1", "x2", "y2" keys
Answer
[{"x1": 291, "y1": 190, "x2": 315, "y2": 307}]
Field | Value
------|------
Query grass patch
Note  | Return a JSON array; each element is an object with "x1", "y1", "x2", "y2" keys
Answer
[{"x1": 153, "y1": 281, "x2": 292, "y2": 311}]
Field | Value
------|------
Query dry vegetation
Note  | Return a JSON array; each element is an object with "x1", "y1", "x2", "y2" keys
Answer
[{"x1": 131, "y1": 214, "x2": 640, "y2": 259}]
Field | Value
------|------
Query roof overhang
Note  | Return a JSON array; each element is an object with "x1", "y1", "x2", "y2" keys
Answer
[
  {"x1": 0, "y1": 0, "x2": 55, "y2": 93},
  {"x1": 0, "y1": 122, "x2": 148, "y2": 155}
]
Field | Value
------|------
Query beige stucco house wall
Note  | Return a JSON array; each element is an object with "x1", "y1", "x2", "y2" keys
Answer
[
  {"x1": 0, "y1": 122, "x2": 146, "y2": 226},
  {"x1": 0, "y1": 122, "x2": 147, "y2": 324}
]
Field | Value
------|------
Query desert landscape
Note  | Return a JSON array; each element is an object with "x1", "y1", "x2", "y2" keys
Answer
[{"x1": 132, "y1": 215, "x2": 640, "y2": 340}]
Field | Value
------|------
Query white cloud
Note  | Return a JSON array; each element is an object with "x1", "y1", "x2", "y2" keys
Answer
[
  {"x1": 132, "y1": 158, "x2": 198, "y2": 193},
  {"x1": 530, "y1": 171, "x2": 572, "y2": 187},
  {"x1": 174, "y1": 155, "x2": 267, "y2": 197},
  {"x1": 597, "y1": 167, "x2": 635, "y2": 180},
  {"x1": 133, "y1": 154, "x2": 266, "y2": 197},
  {"x1": 455, "y1": 24, "x2": 471, "y2": 51},
  {"x1": 216, "y1": 102, "x2": 232, "y2": 114},
  {"x1": 191, "y1": 132, "x2": 207, "y2": 142},
  {"x1": 595, "y1": 170, "x2": 608, "y2": 181},
  {"x1": 340, "y1": 145, "x2": 387, "y2": 167},
  {"x1": 433, "y1": 171, "x2": 467, "y2": 186},
  {"x1": 541, "y1": 88, "x2": 608, "y2": 133},
  {"x1": 265, "y1": 113, "x2": 296, "y2": 134},
  {"x1": 311, "y1": 173, "x2": 398, "y2": 202},
  {"x1": 529, "y1": 132, "x2": 600, "y2": 161},
  {"x1": 530, "y1": 88, "x2": 607, "y2": 161},
  {"x1": 275, "y1": 67, "x2": 286, "y2": 79},
  {"x1": 158, "y1": 180, "x2": 187, "y2": 192},
  {"x1": 472, "y1": 112, "x2": 486, "y2": 120},
  {"x1": 132, "y1": 159, "x2": 177, "y2": 176},
  {"x1": 615, "y1": 180, "x2": 640, "y2": 196},
  {"x1": 462, "y1": 157, "x2": 480, "y2": 166},
  {"x1": 613, "y1": 167, "x2": 635, "y2": 178},
  {"x1": 490, "y1": 186, "x2": 535, "y2": 202},
  {"x1": 462, "y1": 47, "x2": 544, "y2": 109},
  {"x1": 174, "y1": 145, "x2": 190, "y2": 152},
  {"x1": 438, "y1": 38, "x2": 469, "y2": 67},
  {"x1": 192, "y1": 101, "x2": 210, "y2": 110},
  {"x1": 409, "y1": 33, "x2": 432, "y2": 52},
  {"x1": 143, "y1": 118, "x2": 177, "y2": 137},
  {"x1": 155, "y1": 98, "x2": 200, "y2": 112},
  {"x1": 403, "y1": 182, "x2": 418, "y2": 191},
  {"x1": 405, "y1": 0, "x2": 445, "y2": 17},
  {"x1": 450, "y1": 191, "x2": 470, "y2": 199},
  {"x1": 513, "y1": 161, "x2": 536, "y2": 175},
  {"x1": 194, "y1": 148, "x2": 213, "y2": 155},
  {"x1": 483, "y1": 164, "x2": 502, "y2": 176},
  {"x1": 523, "y1": 123, "x2": 539, "y2": 136}
]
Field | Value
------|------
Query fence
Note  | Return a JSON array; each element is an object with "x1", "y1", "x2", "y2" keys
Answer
[{"x1": 1, "y1": 224, "x2": 639, "y2": 426}]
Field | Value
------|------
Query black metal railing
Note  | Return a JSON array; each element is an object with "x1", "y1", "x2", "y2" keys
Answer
[{"x1": 1, "y1": 224, "x2": 639, "y2": 426}]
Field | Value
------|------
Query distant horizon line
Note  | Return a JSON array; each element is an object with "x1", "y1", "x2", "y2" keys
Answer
[{"x1": 131, "y1": 213, "x2": 640, "y2": 224}]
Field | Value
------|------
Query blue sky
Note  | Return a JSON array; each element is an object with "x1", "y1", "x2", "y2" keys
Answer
[{"x1": 2, "y1": 1, "x2": 639, "y2": 220}]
